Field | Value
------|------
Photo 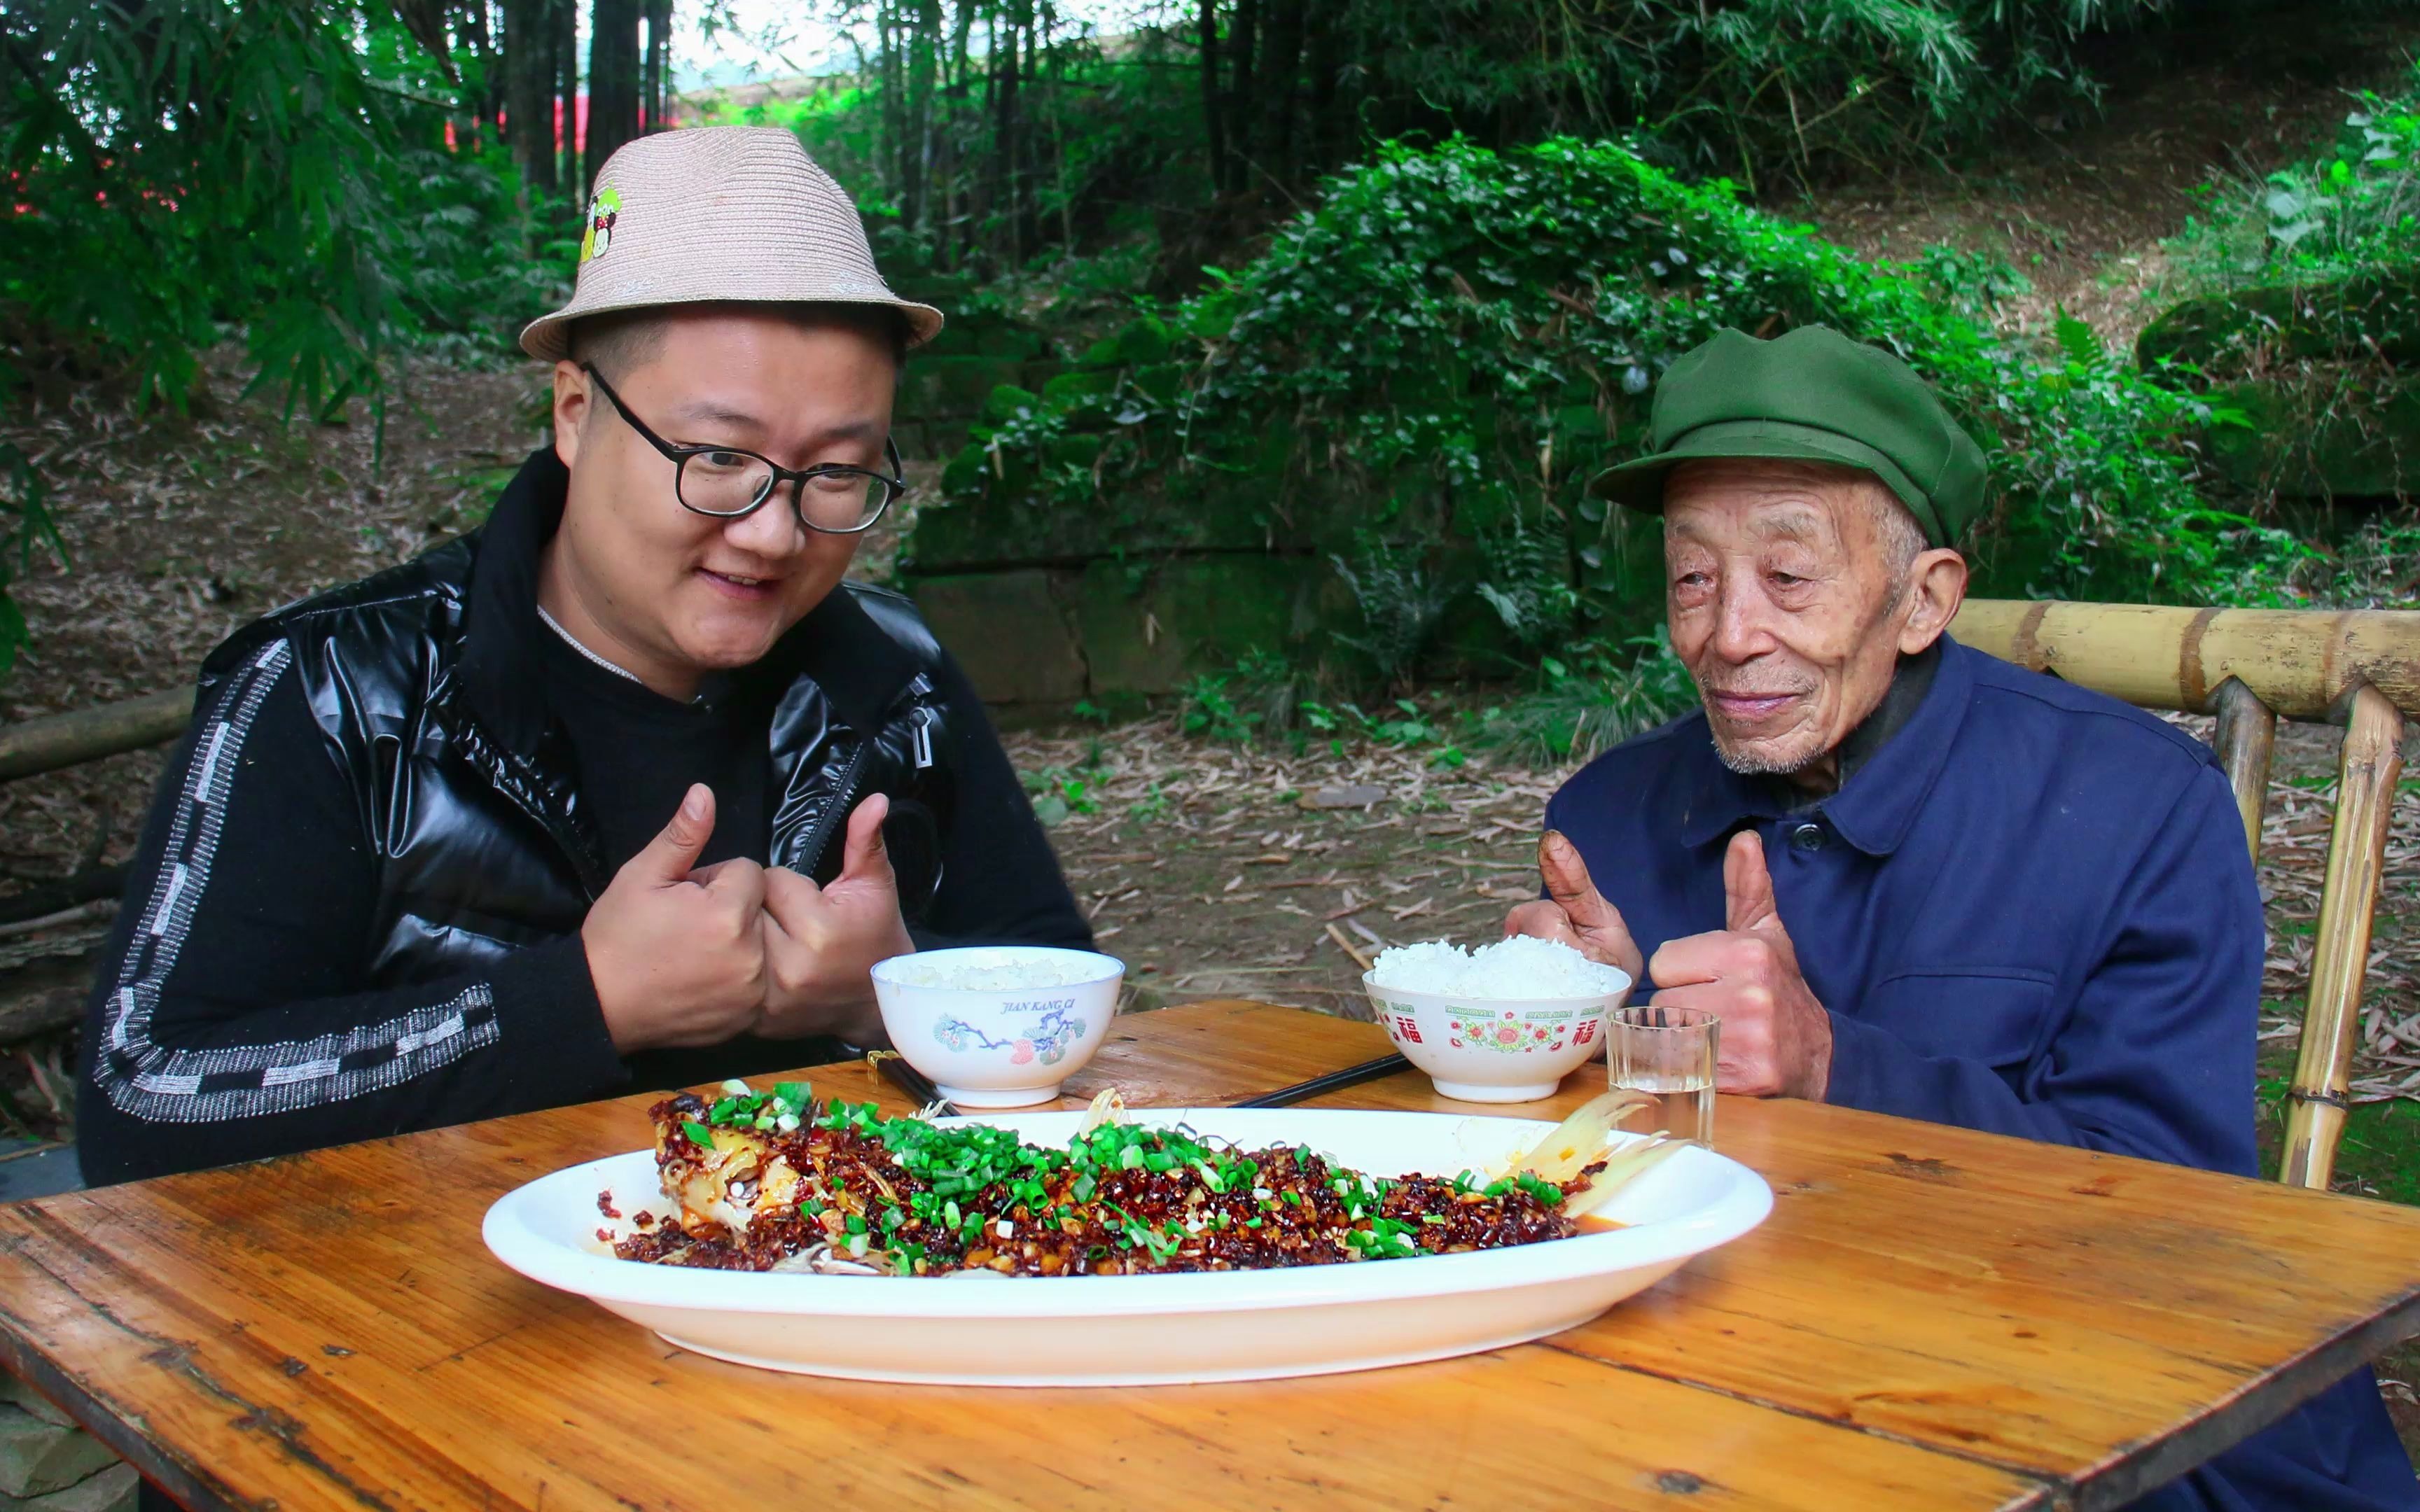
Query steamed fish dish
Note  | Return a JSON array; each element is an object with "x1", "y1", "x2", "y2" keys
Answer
[{"x1": 609, "y1": 1082, "x2": 1678, "y2": 1278}]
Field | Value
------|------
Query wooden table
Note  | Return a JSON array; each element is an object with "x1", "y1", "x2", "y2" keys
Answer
[{"x1": 1, "y1": 1002, "x2": 2416, "y2": 1511}]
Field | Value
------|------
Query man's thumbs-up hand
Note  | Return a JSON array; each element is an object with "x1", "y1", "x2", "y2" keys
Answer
[
  {"x1": 1647, "y1": 830, "x2": 1833, "y2": 1100},
  {"x1": 1503, "y1": 831, "x2": 1644, "y2": 983},
  {"x1": 758, "y1": 793, "x2": 914, "y2": 1046},
  {"x1": 582, "y1": 785, "x2": 771, "y2": 1053},
  {"x1": 1723, "y1": 825, "x2": 1786, "y2": 936}
]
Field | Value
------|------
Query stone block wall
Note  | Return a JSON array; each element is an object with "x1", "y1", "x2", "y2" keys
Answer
[
  {"x1": 0, "y1": 1378, "x2": 134, "y2": 1512},
  {"x1": 891, "y1": 305, "x2": 1588, "y2": 708},
  {"x1": 909, "y1": 556, "x2": 1336, "y2": 704},
  {"x1": 889, "y1": 274, "x2": 1071, "y2": 463}
]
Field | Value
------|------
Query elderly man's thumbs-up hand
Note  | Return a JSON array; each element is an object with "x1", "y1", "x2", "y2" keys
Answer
[
  {"x1": 1647, "y1": 831, "x2": 1834, "y2": 1100},
  {"x1": 1502, "y1": 831, "x2": 1645, "y2": 983}
]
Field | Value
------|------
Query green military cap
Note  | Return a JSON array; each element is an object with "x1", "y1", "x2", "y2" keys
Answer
[{"x1": 1590, "y1": 326, "x2": 1989, "y2": 548}]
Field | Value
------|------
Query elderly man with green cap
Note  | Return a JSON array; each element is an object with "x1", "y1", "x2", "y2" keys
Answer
[
  {"x1": 76, "y1": 127, "x2": 1092, "y2": 1187},
  {"x1": 1508, "y1": 326, "x2": 2416, "y2": 1511}
]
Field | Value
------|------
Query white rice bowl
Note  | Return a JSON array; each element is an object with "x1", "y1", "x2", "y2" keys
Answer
[
  {"x1": 1368, "y1": 935, "x2": 1628, "y2": 998},
  {"x1": 1363, "y1": 937, "x2": 1632, "y2": 1104}
]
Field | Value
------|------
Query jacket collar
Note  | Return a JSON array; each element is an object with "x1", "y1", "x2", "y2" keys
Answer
[
  {"x1": 456, "y1": 447, "x2": 923, "y2": 757},
  {"x1": 1674, "y1": 634, "x2": 1974, "y2": 857},
  {"x1": 767, "y1": 586, "x2": 924, "y2": 736},
  {"x1": 455, "y1": 447, "x2": 568, "y2": 757}
]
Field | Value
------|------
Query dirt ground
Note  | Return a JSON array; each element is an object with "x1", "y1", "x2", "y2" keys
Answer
[{"x1": 1802, "y1": 6, "x2": 2420, "y2": 349}]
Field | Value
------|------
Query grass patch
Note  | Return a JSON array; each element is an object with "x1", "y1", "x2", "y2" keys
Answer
[{"x1": 2255, "y1": 1070, "x2": 2420, "y2": 1201}]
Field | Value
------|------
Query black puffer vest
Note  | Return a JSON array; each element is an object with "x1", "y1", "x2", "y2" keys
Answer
[{"x1": 194, "y1": 449, "x2": 958, "y2": 988}]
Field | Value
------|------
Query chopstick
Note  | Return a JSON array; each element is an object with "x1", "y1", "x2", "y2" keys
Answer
[
  {"x1": 1228, "y1": 1053, "x2": 1412, "y2": 1109},
  {"x1": 870, "y1": 1049, "x2": 1413, "y2": 1116},
  {"x1": 869, "y1": 1051, "x2": 959, "y2": 1116}
]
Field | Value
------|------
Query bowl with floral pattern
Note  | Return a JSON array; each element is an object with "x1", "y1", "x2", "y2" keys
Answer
[
  {"x1": 1362, "y1": 969, "x2": 1633, "y2": 1103},
  {"x1": 872, "y1": 946, "x2": 1125, "y2": 1108}
]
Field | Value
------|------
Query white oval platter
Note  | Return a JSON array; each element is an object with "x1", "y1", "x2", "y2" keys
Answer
[{"x1": 482, "y1": 1107, "x2": 1772, "y2": 1386}]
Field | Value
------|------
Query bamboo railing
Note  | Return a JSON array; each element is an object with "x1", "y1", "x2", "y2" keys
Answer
[{"x1": 1952, "y1": 599, "x2": 2420, "y2": 1190}]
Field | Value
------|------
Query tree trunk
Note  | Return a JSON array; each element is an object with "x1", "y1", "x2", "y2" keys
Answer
[
  {"x1": 1260, "y1": 0, "x2": 1305, "y2": 183},
  {"x1": 945, "y1": 0, "x2": 977, "y2": 269},
  {"x1": 994, "y1": 10, "x2": 1022, "y2": 264},
  {"x1": 585, "y1": 0, "x2": 641, "y2": 181},
  {"x1": 639, "y1": 0, "x2": 658, "y2": 130},
  {"x1": 1197, "y1": 0, "x2": 1223, "y2": 200},
  {"x1": 457, "y1": 1, "x2": 500, "y2": 150},
  {"x1": 1303, "y1": 0, "x2": 1339, "y2": 174},
  {"x1": 503, "y1": 0, "x2": 557, "y2": 200},
  {"x1": 874, "y1": 3, "x2": 902, "y2": 216},
  {"x1": 903, "y1": 0, "x2": 940, "y2": 240},
  {"x1": 642, "y1": 0, "x2": 672, "y2": 130},
  {"x1": 556, "y1": 0, "x2": 580, "y2": 198},
  {"x1": 1225, "y1": 0, "x2": 1256, "y2": 193},
  {"x1": 1038, "y1": 4, "x2": 1069, "y2": 250}
]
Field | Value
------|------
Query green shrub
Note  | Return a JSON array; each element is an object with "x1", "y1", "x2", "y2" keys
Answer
[
  {"x1": 1018, "y1": 764, "x2": 1100, "y2": 826},
  {"x1": 1333, "y1": 0, "x2": 2174, "y2": 191},
  {"x1": 0, "y1": 445, "x2": 62, "y2": 678},
  {"x1": 1177, "y1": 674, "x2": 1261, "y2": 745},
  {"x1": 933, "y1": 136, "x2": 2300, "y2": 632},
  {"x1": 2169, "y1": 63, "x2": 2420, "y2": 293},
  {"x1": 0, "y1": 1, "x2": 559, "y2": 676},
  {"x1": 733, "y1": 0, "x2": 2240, "y2": 282},
  {"x1": 0, "y1": 2, "x2": 557, "y2": 420},
  {"x1": 2140, "y1": 61, "x2": 2420, "y2": 512},
  {"x1": 1332, "y1": 533, "x2": 1456, "y2": 687},
  {"x1": 1463, "y1": 629, "x2": 1699, "y2": 766},
  {"x1": 2289, "y1": 517, "x2": 2420, "y2": 609}
]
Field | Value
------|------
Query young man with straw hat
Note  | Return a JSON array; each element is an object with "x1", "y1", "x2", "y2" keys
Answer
[{"x1": 75, "y1": 127, "x2": 1091, "y2": 1184}]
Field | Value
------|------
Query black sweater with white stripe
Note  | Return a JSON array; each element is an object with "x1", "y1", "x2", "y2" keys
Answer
[{"x1": 74, "y1": 614, "x2": 1089, "y2": 1187}]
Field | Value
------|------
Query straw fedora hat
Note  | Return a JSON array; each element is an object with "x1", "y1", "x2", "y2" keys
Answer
[{"x1": 517, "y1": 126, "x2": 943, "y2": 363}]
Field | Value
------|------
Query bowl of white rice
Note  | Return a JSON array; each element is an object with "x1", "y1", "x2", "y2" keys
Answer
[
  {"x1": 1363, "y1": 937, "x2": 1633, "y2": 1102},
  {"x1": 872, "y1": 946, "x2": 1125, "y2": 1107}
]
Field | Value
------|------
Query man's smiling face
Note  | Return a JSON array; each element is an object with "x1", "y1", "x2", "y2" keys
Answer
[
  {"x1": 1662, "y1": 457, "x2": 1945, "y2": 783},
  {"x1": 547, "y1": 304, "x2": 897, "y2": 698}
]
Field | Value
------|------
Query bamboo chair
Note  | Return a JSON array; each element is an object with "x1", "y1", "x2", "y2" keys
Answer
[{"x1": 1950, "y1": 600, "x2": 2420, "y2": 1190}]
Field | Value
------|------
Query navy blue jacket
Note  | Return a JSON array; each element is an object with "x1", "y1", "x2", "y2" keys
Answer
[{"x1": 1545, "y1": 635, "x2": 2415, "y2": 1511}]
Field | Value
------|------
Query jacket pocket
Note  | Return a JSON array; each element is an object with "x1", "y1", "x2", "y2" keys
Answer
[{"x1": 1856, "y1": 966, "x2": 2057, "y2": 1068}]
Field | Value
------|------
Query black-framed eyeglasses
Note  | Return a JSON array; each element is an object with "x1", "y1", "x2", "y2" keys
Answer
[{"x1": 583, "y1": 364, "x2": 908, "y2": 535}]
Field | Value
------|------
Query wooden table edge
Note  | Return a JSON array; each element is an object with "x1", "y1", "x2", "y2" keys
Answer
[
  {"x1": 2054, "y1": 1281, "x2": 2420, "y2": 1510},
  {"x1": 0, "y1": 1195, "x2": 2069, "y2": 1512},
  {"x1": 1199, "y1": 1002, "x2": 2420, "y2": 1507},
  {"x1": 1534, "y1": 1282, "x2": 2420, "y2": 1512},
  {"x1": 1529, "y1": 1335, "x2": 2059, "y2": 1510},
  {"x1": 0, "y1": 1247, "x2": 261, "y2": 1512},
  {"x1": 6, "y1": 1000, "x2": 2418, "y2": 1512}
]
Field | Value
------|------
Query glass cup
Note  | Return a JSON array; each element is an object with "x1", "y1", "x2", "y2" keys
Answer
[{"x1": 1608, "y1": 1004, "x2": 1719, "y2": 1147}]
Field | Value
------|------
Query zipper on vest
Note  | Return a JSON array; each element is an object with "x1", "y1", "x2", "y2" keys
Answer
[
  {"x1": 799, "y1": 671, "x2": 938, "y2": 873},
  {"x1": 904, "y1": 672, "x2": 938, "y2": 770},
  {"x1": 798, "y1": 740, "x2": 870, "y2": 876}
]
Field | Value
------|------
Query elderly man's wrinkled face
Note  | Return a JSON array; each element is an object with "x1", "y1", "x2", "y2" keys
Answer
[{"x1": 1663, "y1": 458, "x2": 1963, "y2": 785}]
